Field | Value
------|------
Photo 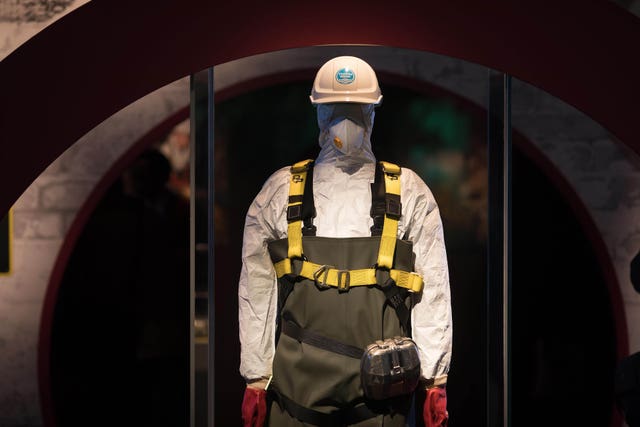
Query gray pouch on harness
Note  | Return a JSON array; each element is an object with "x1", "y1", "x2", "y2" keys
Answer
[{"x1": 360, "y1": 336, "x2": 421, "y2": 400}]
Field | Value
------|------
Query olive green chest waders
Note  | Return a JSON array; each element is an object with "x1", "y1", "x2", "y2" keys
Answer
[{"x1": 266, "y1": 160, "x2": 424, "y2": 427}]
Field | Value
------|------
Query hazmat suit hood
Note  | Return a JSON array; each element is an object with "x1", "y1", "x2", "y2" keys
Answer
[{"x1": 315, "y1": 103, "x2": 376, "y2": 170}]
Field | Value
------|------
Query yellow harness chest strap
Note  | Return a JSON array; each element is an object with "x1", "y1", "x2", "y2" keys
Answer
[
  {"x1": 286, "y1": 159, "x2": 313, "y2": 259},
  {"x1": 376, "y1": 162, "x2": 401, "y2": 269},
  {"x1": 273, "y1": 258, "x2": 423, "y2": 293}
]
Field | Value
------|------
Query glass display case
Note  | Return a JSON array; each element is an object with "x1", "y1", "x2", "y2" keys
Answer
[{"x1": 191, "y1": 47, "x2": 516, "y2": 426}]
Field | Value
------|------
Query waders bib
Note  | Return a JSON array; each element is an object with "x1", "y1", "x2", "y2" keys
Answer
[{"x1": 267, "y1": 160, "x2": 424, "y2": 427}]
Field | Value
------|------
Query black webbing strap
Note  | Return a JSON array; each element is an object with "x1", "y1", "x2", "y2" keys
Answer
[
  {"x1": 302, "y1": 162, "x2": 316, "y2": 236},
  {"x1": 275, "y1": 276, "x2": 296, "y2": 345},
  {"x1": 376, "y1": 270, "x2": 411, "y2": 334},
  {"x1": 370, "y1": 161, "x2": 411, "y2": 333},
  {"x1": 271, "y1": 389, "x2": 381, "y2": 427},
  {"x1": 370, "y1": 161, "x2": 385, "y2": 236},
  {"x1": 281, "y1": 319, "x2": 364, "y2": 359}
]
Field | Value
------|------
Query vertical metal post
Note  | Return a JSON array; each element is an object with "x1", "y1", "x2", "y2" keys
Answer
[
  {"x1": 207, "y1": 67, "x2": 216, "y2": 427},
  {"x1": 190, "y1": 68, "x2": 215, "y2": 427},
  {"x1": 189, "y1": 72, "x2": 199, "y2": 427},
  {"x1": 487, "y1": 71, "x2": 512, "y2": 427},
  {"x1": 503, "y1": 75, "x2": 512, "y2": 427}
]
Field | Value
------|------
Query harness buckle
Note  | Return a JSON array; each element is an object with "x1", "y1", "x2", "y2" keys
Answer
[
  {"x1": 313, "y1": 265, "x2": 333, "y2": 290},
  {"x1": 336, "y1": 270, "x2": 350, "y2": 292},
  {"x1": 288, "y1": 256, "x2": 306, "y2": 278},
  {"x1": 287, "y1": 204, "x2": 302, "y2": 222},
  {"x1": 385, "y1": 194, "x2": 402, "y2": 219},
  {"x1": 375, "y1": 265, "x2": 393, "y2": 287}
]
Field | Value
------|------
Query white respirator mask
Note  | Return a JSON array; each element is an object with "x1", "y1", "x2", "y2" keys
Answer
[{"x1": 328, "y1": 118, "x2": 366, "y2": 155}]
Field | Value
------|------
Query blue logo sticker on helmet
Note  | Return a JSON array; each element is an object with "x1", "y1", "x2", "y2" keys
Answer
[{"x1": 335, "y1": 68, "x2": 356, "y2": 85}]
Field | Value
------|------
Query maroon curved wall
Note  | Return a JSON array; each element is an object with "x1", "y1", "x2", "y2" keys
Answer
[{"x1": 1, "y1": 0, "x2": 640, "y2": 217}]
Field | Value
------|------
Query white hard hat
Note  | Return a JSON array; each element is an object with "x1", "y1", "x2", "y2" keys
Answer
[{"x1": 310, "y1": 56, "x2": 383, "y2": 105}]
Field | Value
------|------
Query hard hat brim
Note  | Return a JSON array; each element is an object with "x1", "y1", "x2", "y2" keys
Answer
[{"x1": 309, "y1": 95, "x2": 383, "y2": 105}]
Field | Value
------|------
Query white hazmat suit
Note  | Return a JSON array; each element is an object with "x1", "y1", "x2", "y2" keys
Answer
[{"x1": 238, "y1": 102, "x2": 452, "y2": 389}]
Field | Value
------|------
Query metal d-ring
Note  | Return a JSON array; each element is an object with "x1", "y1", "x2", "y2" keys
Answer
[{"x1": 313, "y1": 264, "x2": 333, "y2": 290}]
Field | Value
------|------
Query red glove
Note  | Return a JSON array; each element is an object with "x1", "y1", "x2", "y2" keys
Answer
[
  {"x1": 424, "y1": 387, "x2": 448, "y2": 427},
  {"x1": 241, "y1": 386, "x2": 267, "y2": 427}
]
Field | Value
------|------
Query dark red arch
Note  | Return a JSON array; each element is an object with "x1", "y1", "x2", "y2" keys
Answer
[{"x1": 1, "y1": 0, "x2": 640, "y2": 217}]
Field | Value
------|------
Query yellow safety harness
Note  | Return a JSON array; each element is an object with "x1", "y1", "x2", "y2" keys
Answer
[{"x1": 273, "y1": 159, "x2": 423, "y2": 293}]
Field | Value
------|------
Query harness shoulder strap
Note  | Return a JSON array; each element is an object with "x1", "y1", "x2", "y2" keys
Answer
[
  {"x1": 278, "y1": 160, "x2": 314, "y2": 341},
  {"x1": 372, "y1": 161, "x2": 412, "y2": 333},
  {"x1": 376, "y1": 161, "x2": 402, "y2": 269},
  {"x1": 286, "y1": 159, "x2": 314, "y2": 259}
]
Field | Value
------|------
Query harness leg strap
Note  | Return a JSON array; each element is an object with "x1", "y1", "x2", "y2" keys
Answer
[{"x1": 270, "y1": 388, "x2": 383, "y2": 427}]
